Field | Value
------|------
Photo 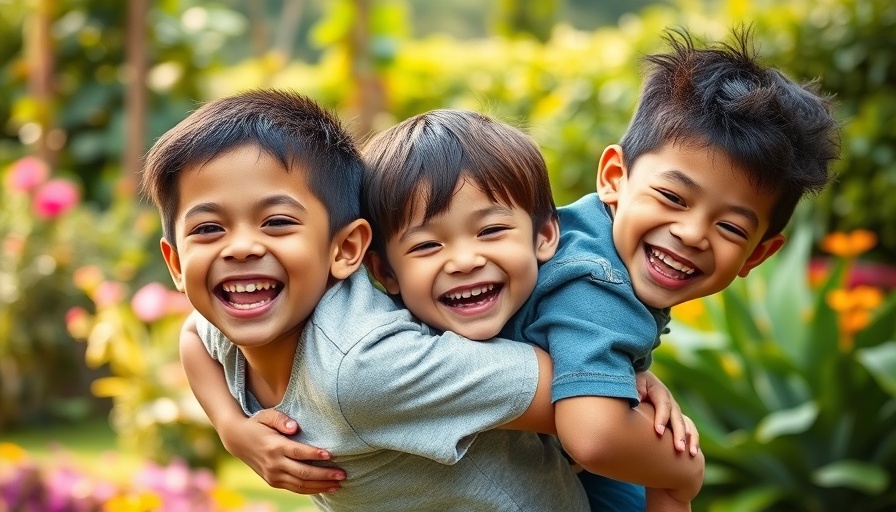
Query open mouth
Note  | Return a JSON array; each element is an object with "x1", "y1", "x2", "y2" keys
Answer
[
  {"x1": 215, "y1": 279, "x2": 282, "y2": 310},
  {"x1": 646, "y1": 245, "x2": 700, "y2": 281},
  {"x1": 439, "y1": 283, "x2": 502, "y2": 309}
]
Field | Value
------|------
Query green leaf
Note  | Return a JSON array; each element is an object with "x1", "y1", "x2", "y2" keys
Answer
[
  {"x1": 756, "y1": 401, "x2": 818, "y2": 443},
  {"x1": 856, "y1": 341, "x2": 896, "y2": 397},
  {"x1": 764, "y1": 226, "x2": 812, "y2": 364},
  {"x1": 811, "y1": 460, "x2": 890, "y2": 495}
]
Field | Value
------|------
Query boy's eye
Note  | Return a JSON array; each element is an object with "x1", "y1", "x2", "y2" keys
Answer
[
  {"x1": 408, "y1": 241, "x2": 441, "y2": 254},
  {"x1": 718, "y1": 222, "x2": 748, "y2": 239},
  {"x1": 189, "y1": 223, "x2": 223, "y2": 236},
  {"x1": 479, "y1": 225, "x2": 510, "y2": 237},
  {"x1": 264, "y1": 216, "x2": 299, "y2": 228},
  {"x1": 657, "y1": 189, "x2": 685, "y2": 206}
]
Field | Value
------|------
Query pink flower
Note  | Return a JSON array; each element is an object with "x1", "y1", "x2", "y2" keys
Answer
[
  {"x1": 65, "y1": 307, "x2": 91, "y2": 338},
  {"x1": 33, "y1": 178, "x2": 80, "y2": 219},
  {"x1": 4, "y1": 156, "x2": 49, "y2": 192},
  {"x1": 131, "y1": 282, "x2": 170, "y2": 322},
  {"x1": 73, "y1": 265, "x2": 104, "y2": 292},
  {"x1": 93, "y1": 281, "x2": 125, "y2": 308}
]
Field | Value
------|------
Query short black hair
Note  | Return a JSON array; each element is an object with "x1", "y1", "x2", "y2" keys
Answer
[
  {"x1": 619, "y1": 28, "x2": 840, "y2": 238},
  {"x1": 361, "y1": 109, "x2": 556, "y2": 256},
  {"x1": 140, "y1": 89, "x2": 363, "y2": 247}
]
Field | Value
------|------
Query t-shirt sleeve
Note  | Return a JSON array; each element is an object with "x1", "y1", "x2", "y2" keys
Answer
[
  {"x1": 335, "y1": 324, "x2": 539, "y2": 465},
  {"x1": 529, "y1": 276, "x2": 659, "y2": 405},
  {"x1": 192, "y1": 310, "x2": 232, "y2": 363}
]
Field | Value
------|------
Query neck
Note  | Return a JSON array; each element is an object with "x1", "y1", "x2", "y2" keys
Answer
[{"x1": 241, "y1": 333, "x2": 300, "y2": 408}]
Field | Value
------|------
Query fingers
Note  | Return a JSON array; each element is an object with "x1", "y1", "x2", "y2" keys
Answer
[
  {"x1": 252, "y1": 408, "x2": 300, "y2": 435},
  {"x1": 684, "y1": 416, "x2": 700, "y2": 456},
  {"x1": 651, "y1": 396, "x2": 672, "y2": 437},
  {"x1": 286, "y1": 441, "x2": 335, "y2": 463},
  {"x1": 666, "y1": 401, "x2": 688, "y2": 452},
  {"x1": 637, "y1": 376, "x2": 649, "y2": 401},
  {"x1": 261, "y1": 466, "x2": 344, "y2": 495},
  {"x1": 268, "y1": 463, "x2": 346, "y2": 494}
]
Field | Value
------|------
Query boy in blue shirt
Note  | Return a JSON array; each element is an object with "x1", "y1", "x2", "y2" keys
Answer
[
  {"x1": 214, "y1": 28, "x2": 838, "y2": 511},
  {"x1": 143, "y1": 90, "x2": 594, "y2": 511}
]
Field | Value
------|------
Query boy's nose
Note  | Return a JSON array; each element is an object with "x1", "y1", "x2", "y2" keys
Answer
[
  {"x1": 222, "y1": 232, "x2": 266, "y2": 261},
  {"x1": 669, "y1": 221, "x2": 710, "y2": 250},
  {"x1": 444, "y1": 249, "x2": 487, "y2": 274}
]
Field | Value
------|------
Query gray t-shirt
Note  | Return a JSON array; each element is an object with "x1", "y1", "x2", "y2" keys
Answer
[{"x1": 196, "y1": 269, "x2": 588, "y2": 511}]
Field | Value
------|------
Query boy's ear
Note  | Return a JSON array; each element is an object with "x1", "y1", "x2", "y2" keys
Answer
[
  {"x1": 738, "y1": 233, "x2": 786, "y2": 277},
  {"x1": 160, "y1": 237, "x2": 185, "y2": 292},
  {"x1": 330, "y1": 219, "x2": 373, "y2": 280},
  {"x1": 535, "y1": 214, "x2": 560, "y2": 263},
  {"x1": 596, "y1": 144, "x2": 626, "y2": 207},
  {"x1": 364, "y1": 251, "x2": 401, "y2": 295}
]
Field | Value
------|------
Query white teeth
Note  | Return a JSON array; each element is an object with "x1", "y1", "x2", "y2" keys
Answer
[
  {"x1": 650, "y1": 248, "x2": 695, "y2": 274},
  {"x1": 222, "y1": 281, "x2": 278, "y2": 293},
  {"x1": 447, "y1": 284, "x2": 494, "y2": 300}
]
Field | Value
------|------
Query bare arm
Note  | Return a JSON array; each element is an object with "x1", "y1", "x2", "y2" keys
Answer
[
  {"x1": 179, "y1": 315, "x2": 346, "y2": 493},
  {"x1": 556, "y1": 396, "x2": 704, "y2": 503},
  {"x1": 499, "y1": 347, "x2": 556, "y2": 434}
]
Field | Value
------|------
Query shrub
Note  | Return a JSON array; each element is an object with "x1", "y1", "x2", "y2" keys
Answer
[{"x1": 654, "y1": 225, "x2": 896, "y2": 511}]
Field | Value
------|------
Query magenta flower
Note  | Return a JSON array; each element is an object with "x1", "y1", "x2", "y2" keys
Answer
[
  {"x1": 4, "y1": 156, "x2": 49, "y2": 193},
  {"x1": 33, "y1": 178, "x2": 80, "y2": 219}
]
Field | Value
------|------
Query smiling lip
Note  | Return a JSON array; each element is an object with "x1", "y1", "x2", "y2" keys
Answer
[
  {"x1": 644, "y1": 244, "x2": 700, "y2": 288},
  {"x1": 439, "y1": 282, "x2": 503, "y2": 317},
  {"x1": 215, "y1": 276, "x2": 283, "y2": 318}
]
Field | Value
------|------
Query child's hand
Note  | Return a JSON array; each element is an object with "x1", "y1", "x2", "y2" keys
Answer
[
  {"x1": 645, "y1": 486, "x2": 692, "y2": 512},
  {"x1": 636, "y1": 371, "x2": 700, "y2": 456},
  {"x1": 219, "y1": 408, "x2": 346, "y2": 494}
]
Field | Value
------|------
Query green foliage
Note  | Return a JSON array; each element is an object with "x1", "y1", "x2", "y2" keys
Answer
[
  {"x1": 652, "y1": 226, "x2": 896, "y2": 511},
  {"x1": 0, "y1": 157, "x2": 153, "y2": 428}
]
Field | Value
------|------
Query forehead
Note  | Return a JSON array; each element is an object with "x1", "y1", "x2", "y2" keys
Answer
[{"x1": 173, "y1": 145, "x2": 320, "y2": 218}]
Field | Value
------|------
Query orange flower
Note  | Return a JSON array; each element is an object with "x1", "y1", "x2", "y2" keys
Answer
[
  {"x1": 851, "y1": 285, "x2": 884, "y2": 310},
  {"x1": 820, "y1": 230, "x2": 877, "y2": 258},
  {"x1": 825, "y1": 285, "x2": 885, "y2": 351}
]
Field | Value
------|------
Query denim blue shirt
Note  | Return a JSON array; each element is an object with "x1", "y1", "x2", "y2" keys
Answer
[{"x1": 501, "y1": 193, "x2": 670, "y2": 405}]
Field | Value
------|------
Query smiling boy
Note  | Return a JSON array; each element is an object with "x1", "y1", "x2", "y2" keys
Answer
[{"x1": 142, "y1": 90, "x2": 593, "y2": 511}]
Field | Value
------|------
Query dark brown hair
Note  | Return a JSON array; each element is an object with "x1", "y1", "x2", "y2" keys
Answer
[
  {"x1": 140, "y1": 89, "x2": 363, "y2": 248},
  {"x1": 619, "y1": 28, "x2": 840, "y2": 238},
  {"x1": 361, "y1": 109, "x2": 556, "y2": 256}
]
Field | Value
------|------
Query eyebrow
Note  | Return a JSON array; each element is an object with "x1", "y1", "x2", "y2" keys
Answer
[
  {"x1": 660, "y1": 169, "x2": 760, "y2": 228},
  {"x1": 398, "y1": 203, "x2": 515, "y2": 243},
  {"x1": 183, "y1": 194, "x2": 308, "y2": 222}
]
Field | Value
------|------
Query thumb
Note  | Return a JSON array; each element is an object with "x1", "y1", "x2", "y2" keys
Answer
[{"x1": 252, "y1": 408, "x2": 299, "y2": 435}]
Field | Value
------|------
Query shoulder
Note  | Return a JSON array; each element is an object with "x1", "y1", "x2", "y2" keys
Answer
[
  {"x1": 192, "y1": 311, "x2": 236, "y2": 361},
  {"x1": 308, "y1": 268, "x2": 421, "y2": 352}
]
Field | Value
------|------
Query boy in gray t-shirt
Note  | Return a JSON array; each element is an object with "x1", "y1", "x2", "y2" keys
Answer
[{"x1": 142, "y1": 90, "x2": 590, "y2": 510}]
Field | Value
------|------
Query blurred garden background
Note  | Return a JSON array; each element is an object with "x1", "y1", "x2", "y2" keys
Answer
[{"x1": 1, "y1": 0, "x2": 895, "y2": 510}]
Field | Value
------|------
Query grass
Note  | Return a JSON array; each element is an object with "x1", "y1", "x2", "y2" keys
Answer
[{"x1": 2, "y1": 415, "x2": 315, "y2": 511}]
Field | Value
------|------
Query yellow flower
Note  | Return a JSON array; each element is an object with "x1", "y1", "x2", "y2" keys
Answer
[
  {"x1": 671, "y1": 299, "x2": 706, "y2": 327},
  {"x1": 103, "y1": 491, "x2": 162, "y2": 512},
  {"x1": 820, "y1": 230, "x2": 877, "y2": 258},
  {"x1": 210, "y1": 486, "x2": 246, "y2": 510},
  {"x1": 0, "y1": 442, "x2": 28, "y2": 463}
]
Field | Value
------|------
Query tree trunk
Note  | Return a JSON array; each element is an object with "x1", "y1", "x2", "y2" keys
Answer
[
  {"x1": 25, "y1": 0, "x2": 55, "y2": 165},
  {"x1": 122, "y1": 0, "x2": 148, "y2": 197}
]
